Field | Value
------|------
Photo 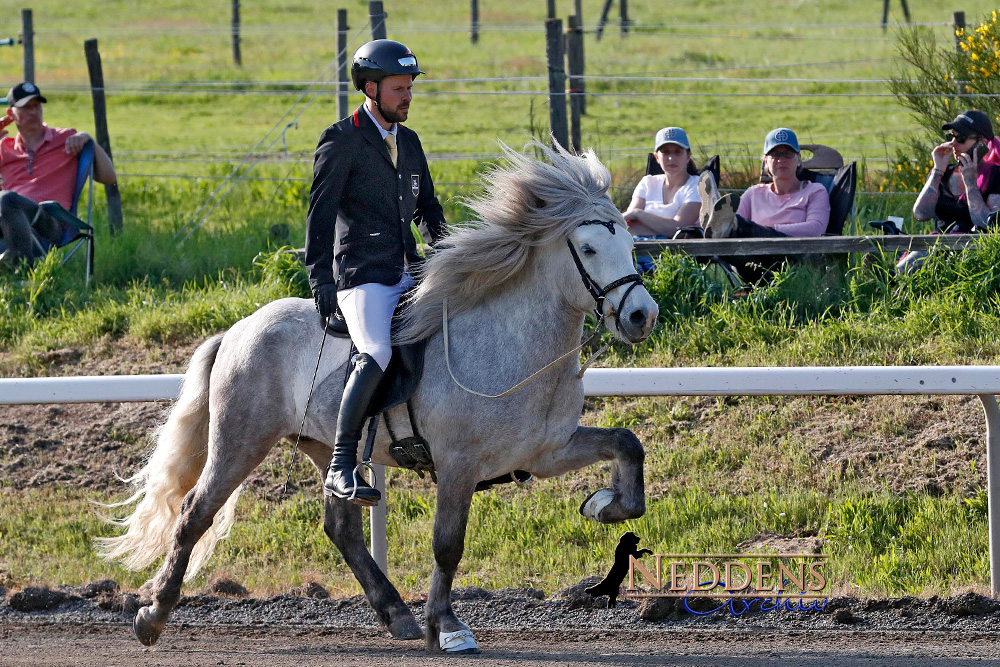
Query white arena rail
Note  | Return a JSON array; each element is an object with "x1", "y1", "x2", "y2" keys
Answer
[{"x1": 3, "y1": 366, "x2": 1000, "y2": 596}]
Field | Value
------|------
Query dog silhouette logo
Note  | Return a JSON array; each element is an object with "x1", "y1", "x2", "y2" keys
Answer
[{"x1": 585, "y1": 531, "x2": 652, "y2": 608}]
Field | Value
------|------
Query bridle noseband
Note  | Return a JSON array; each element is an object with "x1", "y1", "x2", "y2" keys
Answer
[{"x1": 567, "y1": 219, "x2": 645, "y2": 334}]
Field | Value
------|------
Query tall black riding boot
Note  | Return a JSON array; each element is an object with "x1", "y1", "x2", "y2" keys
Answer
[{"x1": 324, "y1": 353, "x2": 385, "y2": 506}]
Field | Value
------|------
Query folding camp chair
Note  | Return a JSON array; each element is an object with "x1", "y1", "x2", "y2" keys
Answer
[
  {"x1": 644, "y1": 152, "x2": 721, "y2": 186},
  {"x1": 0, "y1": 140, "x2": 96, "y2": 284},
  {"x1": 715, "y1": 144, "x2": 857, "y2": 288},
  {"x1": 632, "y1": 153, "x2": 722, "y2": 274}
]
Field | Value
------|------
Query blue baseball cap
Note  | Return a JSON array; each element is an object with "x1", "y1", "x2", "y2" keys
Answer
[
  {"x1": 763, "y1": 128, "x2": 799, "y2": 155},
  {"x1": 654, "y1": 127, "x2": 690, "y2": 151}
]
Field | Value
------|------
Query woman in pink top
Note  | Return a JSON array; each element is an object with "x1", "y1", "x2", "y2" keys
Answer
[
  {"x1": 704, "y1": 128, "x2": 830, "y2": 240},
  {"x1": 701, "y1": 128, "x2": 831, "y2": 283}
]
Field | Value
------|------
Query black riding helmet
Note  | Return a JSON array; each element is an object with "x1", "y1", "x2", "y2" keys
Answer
[{"x1": 351, "y1": 39, "x2": 424, "y2": 92}]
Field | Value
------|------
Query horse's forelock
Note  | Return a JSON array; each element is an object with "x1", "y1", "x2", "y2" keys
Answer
[{"x1": 397, "y1": 140, "x2": 619, "y2": 344}]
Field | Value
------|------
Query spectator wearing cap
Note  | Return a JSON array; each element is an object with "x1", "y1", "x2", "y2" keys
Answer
[
  {"x1": 0, "y1": 82, "x2": 116, "y2": 268},
  {"x1": 703, "y1": 127, "x2": 830, "y2": 241},
  {"x1": 913, "y1": 109, "x2": 1000, "y2": 232},
  {"x1": 622, "y1": 127, "x2": 702, "y2": 237}
]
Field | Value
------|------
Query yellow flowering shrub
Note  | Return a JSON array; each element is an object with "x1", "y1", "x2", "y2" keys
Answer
[{"x1": 887, "y1": 11, "x2": 1000, "y2": 187}]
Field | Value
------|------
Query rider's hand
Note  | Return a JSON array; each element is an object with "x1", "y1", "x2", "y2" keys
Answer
[{"x1": 313, "y1": 283, "x2": 338, "y2": 320}]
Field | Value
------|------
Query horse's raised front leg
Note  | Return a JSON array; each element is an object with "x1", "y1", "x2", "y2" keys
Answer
[
  {"x1": 322, "y1": 494, "x2": 422, "y2": 640},
  {"x1": 538, "y1": 425, "x2": 646, "y2": 524},
  {"x1": 425, "y1": 475, "x2": 480, "y2": 654}
]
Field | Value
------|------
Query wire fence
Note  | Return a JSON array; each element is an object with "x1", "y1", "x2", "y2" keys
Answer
[
  {"x1": 5, "y1": 19, "x2": 952, "y2": 36},
  {"x1": 1, "y1": 12, "x2": 969, "y2": 228}
]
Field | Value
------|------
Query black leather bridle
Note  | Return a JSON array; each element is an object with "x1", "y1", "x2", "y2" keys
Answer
[{"x1": 567, "y1": 219, "x2": 645, "y2": 335}]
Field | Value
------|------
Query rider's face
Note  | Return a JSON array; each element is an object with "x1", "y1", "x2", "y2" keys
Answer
[{"x1": 371, "y1": 75, "x2": 413, "y2": 124}]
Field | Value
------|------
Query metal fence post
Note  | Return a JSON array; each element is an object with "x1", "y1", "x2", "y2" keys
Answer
[
  {"x1": 232, "y1": 0, "x2": 242, "y2": 66},
  {"x1": 337, "y1": 9, "x2": 349, "y2": 120},
  {"x1": 369, "y1": 1, "x2": 387, "y2": 40},
  {"x1": 21, "y1": 9, "x2": 33, "y2": 84}
]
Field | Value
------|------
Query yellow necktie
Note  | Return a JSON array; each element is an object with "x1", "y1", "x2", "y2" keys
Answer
[{"x1": 385, "y1": 133, "x2": 398, "y2": 167}]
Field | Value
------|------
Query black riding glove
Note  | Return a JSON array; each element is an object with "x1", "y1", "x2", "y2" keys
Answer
[{"x1": 313, "y1": 284, "x2": 338, "y2": 320}]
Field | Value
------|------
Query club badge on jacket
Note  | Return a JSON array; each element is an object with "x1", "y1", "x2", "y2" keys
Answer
[{"x1": 411, "y1": 174, "x2": 420, "y2": 197}]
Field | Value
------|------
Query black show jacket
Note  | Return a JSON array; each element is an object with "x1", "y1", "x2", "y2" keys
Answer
[{"x1": 305, "y1": 106, "x2": 446, "y2": 291}]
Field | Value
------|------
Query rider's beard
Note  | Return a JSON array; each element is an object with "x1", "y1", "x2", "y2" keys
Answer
[{"x1": 380, "y1": 100, "x2": 409, "y2": 124}]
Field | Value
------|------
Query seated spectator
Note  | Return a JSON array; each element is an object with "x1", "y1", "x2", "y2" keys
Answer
[
  {"x1": 703, "y1": 127, "x2": 831, "y2": 240},
  {"x1": 623, "y1": 127, "x2": 702, "y2": 237},
  {"x1": 701, "y1": 128, "x2": 831, "y2": 284},
  {"x1": 0, "y1": 82, "x2": 116, "y2": 269},
  {"x1": 912, "y1": 109, "x2": 1000, "y2": 232}
]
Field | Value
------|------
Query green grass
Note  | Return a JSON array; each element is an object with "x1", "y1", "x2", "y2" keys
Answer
[
  {"x1": 1, "y1": 0, "x2": 999, "y2": 601},
  {"x1": 0, "y1": 476, "x2": 988, "y2": 598}
]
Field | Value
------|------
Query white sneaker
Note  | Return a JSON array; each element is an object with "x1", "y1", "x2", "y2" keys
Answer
[
  {"x1": 707, "y1": 194, "x2": 738, "y2": 239},
  {"x1": 697, "y1": 171, "x2": 720, "y2": 228}
]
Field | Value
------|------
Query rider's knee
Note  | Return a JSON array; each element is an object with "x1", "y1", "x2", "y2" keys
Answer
[{"x1": 369, "y1": 346, "x2": 392, "y2": 372}]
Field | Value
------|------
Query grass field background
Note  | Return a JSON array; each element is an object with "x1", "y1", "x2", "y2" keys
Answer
[{"x1": 2, "y1": 1, "x2": 1000, "y2": 601}]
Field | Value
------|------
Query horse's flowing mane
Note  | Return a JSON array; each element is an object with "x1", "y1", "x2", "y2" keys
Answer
[{"x1": 397, "y1": 140, "x2": 623, "y2": 343}]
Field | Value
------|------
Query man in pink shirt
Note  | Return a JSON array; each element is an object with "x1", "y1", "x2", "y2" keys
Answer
[{"x1": 0, "y1": 82, "x2": 116, "y2": 268}]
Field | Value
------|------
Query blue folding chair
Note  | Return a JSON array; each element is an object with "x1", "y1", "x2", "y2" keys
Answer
[{"x1": 0, "y1": 139, "x2": 96, "y2": 284}]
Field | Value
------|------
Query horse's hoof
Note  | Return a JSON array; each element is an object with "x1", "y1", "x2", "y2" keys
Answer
[
  {"x1": 580, "y1": 488, "x2": 616, "y2": 522},
  {"x1": 439, "y1": 629, "x2": 480, "y2": 654},
  {"x1": 133, "y1": 606, "x2": 165, "y2": 647},
  {"x1": 387, "y1": 615, "x2": 424, "y2": 640}
]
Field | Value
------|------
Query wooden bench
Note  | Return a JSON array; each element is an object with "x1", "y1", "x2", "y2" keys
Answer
[{"x1": 634, "y1": 234, "x2": 981, "y2": 258}]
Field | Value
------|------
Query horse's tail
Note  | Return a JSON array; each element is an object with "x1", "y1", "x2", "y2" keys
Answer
[{"x1": 95, "y1": 332, "x2": 229, "y2": 576}]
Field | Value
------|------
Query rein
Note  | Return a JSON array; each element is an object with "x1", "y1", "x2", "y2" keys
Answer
[{"x1": 443, "y1": 219, "x2": 643, "y2": 399}]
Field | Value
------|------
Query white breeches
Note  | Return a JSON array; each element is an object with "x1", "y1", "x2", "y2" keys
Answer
[{"x1": 337, "y1": 273, "x2": 415, "y2": 371}]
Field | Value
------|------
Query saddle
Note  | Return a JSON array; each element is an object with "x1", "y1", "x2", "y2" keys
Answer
[{"x1": 323, "y1": 300, "x2": 529, "y2": 492}]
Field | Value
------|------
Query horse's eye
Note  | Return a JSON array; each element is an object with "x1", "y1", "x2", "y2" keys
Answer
[{"x1": 582, "y1": 244, "x2": 596, "y2": 256}]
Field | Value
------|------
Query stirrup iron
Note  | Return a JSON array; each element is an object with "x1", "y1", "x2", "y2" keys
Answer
[{"x1": 348, "y1": 460, "x2": 377, "y2": 502}]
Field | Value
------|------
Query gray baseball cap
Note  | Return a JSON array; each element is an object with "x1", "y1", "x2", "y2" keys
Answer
[{"x1": 654, "y1": 127, "x2": 690, "y2": 151}]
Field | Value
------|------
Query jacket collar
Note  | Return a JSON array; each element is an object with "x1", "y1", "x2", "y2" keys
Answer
[{"x1": 355, "y1": 105, "x2": 398, "y2": 170}]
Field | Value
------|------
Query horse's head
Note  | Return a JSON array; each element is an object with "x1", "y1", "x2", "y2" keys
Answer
[{"x1": 564, "y1": 217, "x2": 658, "y2": 344}]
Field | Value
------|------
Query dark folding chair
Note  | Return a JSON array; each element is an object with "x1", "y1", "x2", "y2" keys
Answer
[
  {"x1": 762, "y1": 144, "x2": 858, "y2": 236},
  {"x1": 0, "y1": 140, "x2": 97, "y2": 284},
  {"x1": 707, "y1": 144, "x2": 857, "y2": 288},
  {"x1": 632, "y1": 154, "x2": 722, "y2": 275},
  {"x1": 645, "y1": 152, "x2": 721, "y2": 186}
]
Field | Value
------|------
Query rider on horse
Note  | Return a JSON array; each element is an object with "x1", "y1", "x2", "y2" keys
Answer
[{"x1": 304, "y1": 39, "x2": 447, "y2": 506}]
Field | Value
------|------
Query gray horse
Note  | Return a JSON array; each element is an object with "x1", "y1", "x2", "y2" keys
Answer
[{"x1": 97, "y1": 141, "x2": 659, "y2": 654}]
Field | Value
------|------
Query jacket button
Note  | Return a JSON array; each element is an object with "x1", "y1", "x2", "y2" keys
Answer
[
  {"x1": 399, "y1": 195, "x2": 403, "y2": 200},
  {"x1": 399, "y1": 174, "x2": 402, "y2": 179}
]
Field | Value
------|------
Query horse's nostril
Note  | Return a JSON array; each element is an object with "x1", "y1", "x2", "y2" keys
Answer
[{"x1": 629, "y1": 309, "x2": 645, "y2": 327}]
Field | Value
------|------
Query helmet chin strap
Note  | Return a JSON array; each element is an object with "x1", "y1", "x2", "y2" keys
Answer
[{"x1": 366, "y1": 81, "x2": 398, "y2": 125}]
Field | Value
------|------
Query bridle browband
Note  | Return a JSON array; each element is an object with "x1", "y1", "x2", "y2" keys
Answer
[{"x1": 567, "y1": 219, "x2": 645, "y2": 336}]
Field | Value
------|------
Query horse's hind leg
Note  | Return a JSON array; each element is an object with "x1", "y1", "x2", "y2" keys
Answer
[
  {"x1": 539, "y1": 426, "x2": 646, "y2": 524},
  {"x1": 322, "y1": 495, "x2": 423, "y2": 640},
  {"x1": 133, "y1": 429, "x2": 277, "y2": 646}
]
